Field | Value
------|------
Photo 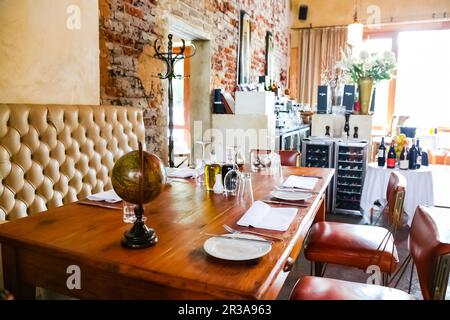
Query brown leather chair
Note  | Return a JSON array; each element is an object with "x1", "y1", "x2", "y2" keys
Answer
[
  {"x1": 304, "y1": 171, "x2": 406, "y2": 279},
  {"x1": 290, "y1": 205, "x2": 450, "y2": 300},
  {"x1": 278, "y1": 150, "x2": 300, "y2": 166}
]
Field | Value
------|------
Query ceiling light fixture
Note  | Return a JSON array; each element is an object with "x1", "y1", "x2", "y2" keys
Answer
[{"x1": 347, "y1": 0, "x2": 364, "y2": 47}]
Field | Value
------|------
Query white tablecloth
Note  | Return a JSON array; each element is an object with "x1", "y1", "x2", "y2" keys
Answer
[{"x1": 360, "y1": 163, "x2": 434, "y2": 226}]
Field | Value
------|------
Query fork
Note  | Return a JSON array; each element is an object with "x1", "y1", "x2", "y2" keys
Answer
[{"x1": 223, "y1": 224, "x2": 283, "y2": 242}]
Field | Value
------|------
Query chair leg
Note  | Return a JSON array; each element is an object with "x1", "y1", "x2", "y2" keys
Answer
[
  {"x1": 382, "y1": 273, "x2": 390, "y2": 286},
  {"x1": 313, "y1": 261, "x2": 325, "y2": 277}
]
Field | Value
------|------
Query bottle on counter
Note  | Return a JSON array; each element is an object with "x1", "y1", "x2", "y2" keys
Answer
[
  {"x1": 416, "y1": 139, "x2": 422, "y2": 169},
  {"x1": 387, "y1": 141, "x2": 397, "y2": 169},
  {"x1": 377, "y1": 137, "x2": 386, "y2": 167},
  {"x1": 399, "y1": 146, "x2": 409, "y2": 170},
  {"x1": 408, "y1": 138, "x2": 418, "y2": 170}
]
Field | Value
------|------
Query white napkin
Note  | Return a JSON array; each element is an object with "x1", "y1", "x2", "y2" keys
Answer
[
  {"x1": 166, "y1": 168, "x2": 197, "y2": 178},
  {"x1": 237, "y1": 201, "x2": 297, "y2": 231},
  {"x1": 86, "y1": 189, "x2": 122, "y2": 203},
  {"x1": 283, "y1": 175, "x2": 318, "y2": 190}
]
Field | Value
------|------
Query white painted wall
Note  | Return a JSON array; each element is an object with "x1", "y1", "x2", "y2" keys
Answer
[{"x1": 0, "y1": 0, "x2": 99, "y2": 104}]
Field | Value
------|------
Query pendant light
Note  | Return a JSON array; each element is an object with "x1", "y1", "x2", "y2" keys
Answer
[{"x1": 347, "y1": 0, "x2": 363, "y2": 47}]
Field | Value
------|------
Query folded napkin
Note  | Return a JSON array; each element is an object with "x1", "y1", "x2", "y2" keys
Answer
[
  {"x1": 86, "y1": 189, "x2": 122, "y2": 203},
  {"x1": 283, "y1": 175, "x2": 318, "y2": 190},
  {"x1": 166, "y1": 168, "x2": 197, "y2": 178},
  {"x1": 237, "y1": 201, "x2": 297, "y2": 232}
]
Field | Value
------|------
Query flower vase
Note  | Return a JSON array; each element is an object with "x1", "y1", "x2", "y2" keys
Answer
[{"x1": 358, "y1": 77, "x2": 374, "y2": 115}]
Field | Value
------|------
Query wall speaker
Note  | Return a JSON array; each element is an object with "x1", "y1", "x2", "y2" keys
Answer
[
  {"x1": 299, "y1": 5, "x2": 308, "y2": 20},
  {"x1": 317, "y1": 85, "x2": 331, "y2": 114},
  {"x1": 342, "y1": 85, "x2": 356, "y2": 112}
]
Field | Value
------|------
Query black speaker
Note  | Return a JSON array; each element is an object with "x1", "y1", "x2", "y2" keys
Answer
[
  {"x1": 342, "y1": 85, "x2": 356, "y2": 112},
  {"x1": 317, "y1": 85, "x2": 331, "y2": 114},
  {"x1": 213, "y1": 89, "x2": 225, "y2": 114},
  {"x1": 299, "y1": 5, "x2": 308, "y2": 20}
]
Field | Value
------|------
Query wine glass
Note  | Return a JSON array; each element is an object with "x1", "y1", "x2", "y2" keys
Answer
[{"x1": 236, "y1": 173, "x2": 254, "y2": 209}]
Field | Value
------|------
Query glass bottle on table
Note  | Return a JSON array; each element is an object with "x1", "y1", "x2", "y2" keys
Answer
[
  {"x1": 408, "y1": 138, "x2": 418, "y2": 170},
  {"x1": 399, "y1": 146, "x2": 409, "y2": 170},
  {"x1": 222, "y1": 147, "x2": 237, "y2": 184},
  {"x1": 416, "y1": 139, "x2": 422, "y2": 169},
  {"x1": 386, "y1": 141, "x2": 396, "y2": 169},
  {"x1": 377, "y1": 137, "x2": 386, "y2": 167},
  {"x1": 205, "y1": 161, "x2": 221, "y2": 191}
]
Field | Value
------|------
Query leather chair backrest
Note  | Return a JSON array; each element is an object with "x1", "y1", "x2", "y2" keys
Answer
[
  {"x1": 0, "y1": 104, "x2": 145, "y2": 222},
  {"x1": 279, "y1": 150, "x2": 300, "y2": 167},
  {"x1": 409, "y1": 206, "x2": 450, "y2": 300},
  {"x1": 386, "y1": 171, "x2": 406, "y2": 226}
]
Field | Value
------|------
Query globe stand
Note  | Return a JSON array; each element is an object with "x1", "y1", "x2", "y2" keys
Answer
[{"x1": 122, "y1": 204, "x2": 158, "y2": 249}]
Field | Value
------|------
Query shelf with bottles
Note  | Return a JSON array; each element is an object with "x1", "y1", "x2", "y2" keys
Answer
[
  {"x1": 335, "y1": 201, "x2": 361, "y2": 211},
  {"x1": 337, "y1": 181, "x2": 362, "y2": 188},
  {"x1": 335, "y1": 196, "x2": 361, "y2": 203},
  {"x1": 337, "y1": 189, "x2": 361, "y2": 196},
  {"x1": 337, "y1": 167, "x2": 363, "y2": 172},
  {"x1": 307, "y1": 149, "x2": 329, "y2": 156},
  {"x1": 305, "y1": 163, "x2": 329, "y2": 168},
  {"x1": 337, "y1": 174, "x2": 363, "y2": 180},
  {"x1": 337, "y1": 159, "x2": 364, "y2": 164}
]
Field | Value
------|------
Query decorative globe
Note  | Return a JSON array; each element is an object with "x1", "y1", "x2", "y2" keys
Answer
[{"x1": 111, "y1": 150, "x2": 166, "y2": 205}]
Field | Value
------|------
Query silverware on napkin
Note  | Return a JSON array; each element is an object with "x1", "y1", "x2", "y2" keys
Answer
[
  {"x1": 204, "y1": 233, "x2": 273, "y2": 245},
  {"x1": 262, "y1": 200, "x2": 309, "y2": 207}
]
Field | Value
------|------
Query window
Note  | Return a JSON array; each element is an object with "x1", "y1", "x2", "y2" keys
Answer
[
  {"x1": 170, "y1": 46, "x2": 191, "y2": 156},
  {"x1": 395, "y1": 29, "x2": 450, "y2": 128}
]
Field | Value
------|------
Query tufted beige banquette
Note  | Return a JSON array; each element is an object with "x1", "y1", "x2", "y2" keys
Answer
[{"x1": 0, "y1": 104, "x2": 146, "y2": 223}]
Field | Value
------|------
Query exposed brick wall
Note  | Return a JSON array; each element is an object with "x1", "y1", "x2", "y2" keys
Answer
[{"x1": 99, "y1": 0, "x2": 290, "y2": 160}]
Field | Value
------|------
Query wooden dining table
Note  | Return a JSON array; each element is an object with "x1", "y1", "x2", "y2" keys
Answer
[{"x1": 0, "y1": 166, "x2": 334, "y2": 300}]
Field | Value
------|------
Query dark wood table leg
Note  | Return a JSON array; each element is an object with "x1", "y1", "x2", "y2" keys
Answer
[{"x1": 2, "y1": 244, "x2": 35, "y2": 300}]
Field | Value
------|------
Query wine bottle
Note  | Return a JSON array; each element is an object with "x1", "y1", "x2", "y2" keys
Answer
[
  {"x1": 386, "y1": 141, "x2": 396, "y2": 169},
  {"x1": 416, "y1": 139, "x2": 422, "y2": 169},
  {"x1": 409, "y1": 139, "x2": 418, "y2": 170},
  {"x1": 377, "y1": 137, "x2": 386, "y2": 167},
  {"x1": 399, "y1": 147, "x2": 409, "y2": 170}
]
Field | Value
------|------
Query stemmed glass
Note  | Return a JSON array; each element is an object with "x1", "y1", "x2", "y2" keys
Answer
[{"x1": 236, "y1": 173, "x2": 254, "y2": 209}]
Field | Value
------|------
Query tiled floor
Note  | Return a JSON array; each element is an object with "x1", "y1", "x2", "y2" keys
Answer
[{"x1": 278, "y1": 164, "x2": 450, "y2": 300}]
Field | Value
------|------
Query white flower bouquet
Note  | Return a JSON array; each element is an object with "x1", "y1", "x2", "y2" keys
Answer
[{"x1": 339, "y1": 47, "x2": 397, "y2": 83}]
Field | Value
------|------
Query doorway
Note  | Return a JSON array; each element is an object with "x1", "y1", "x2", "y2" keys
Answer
[{"x1": 169, "y1": 16, "x2": 212, "y2": 166}]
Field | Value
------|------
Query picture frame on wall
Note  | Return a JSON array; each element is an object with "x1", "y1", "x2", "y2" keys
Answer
[
  {"x1": 265, "y1": 31, "x2": 274, "y2": 83},
  {"x1": 238, "y1": 10, "x2": 251, "y2": 84}
]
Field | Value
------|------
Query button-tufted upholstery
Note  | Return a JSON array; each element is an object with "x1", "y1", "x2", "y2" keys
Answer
[{"x1": 0, "y1": 104, "x2": 145, "y2": 222}]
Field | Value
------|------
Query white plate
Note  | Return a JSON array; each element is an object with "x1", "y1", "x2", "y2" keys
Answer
[
  {"x1": 270, "y1": 190, "x2": 312, "y2": 201},
  {"x1": 203, "y1": 233, "x2": 272, "y2": 261}
]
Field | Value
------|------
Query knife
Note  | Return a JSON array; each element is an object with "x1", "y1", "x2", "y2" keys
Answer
[
  {"x1": 298, "y1": 174, "x2": 323, "y2": 179},
  {"x1": 263, "y1": 200, "x2": 309, "y2": 207},
  {"x1": 204, "y1": 233, "x2": 273, "y2": 245},
  {"x1": 275, "y1": 186, "x2": 319, "y2": 194}
]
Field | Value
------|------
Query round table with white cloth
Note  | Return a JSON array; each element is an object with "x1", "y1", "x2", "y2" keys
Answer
[{"x1": 360, "y1": 162, "x2": 434, "y2": 226}]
